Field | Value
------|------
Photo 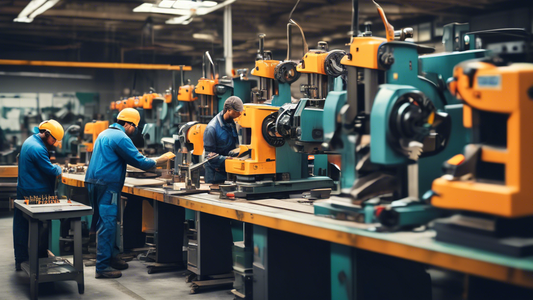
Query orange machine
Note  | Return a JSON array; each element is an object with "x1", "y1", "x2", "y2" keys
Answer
[
  {"x1": 116, "y1": 99, "x2": 125, "y2": 111},
  {"x1": 432, "y1": 61, "x2": 533, "y2": 217},
  {"x1": 109, "y1": 101, "x2": 116, "y2": 111},
  {"x1": 142, "y1": 92, "x2": 164, "y2": 110},
  {"x1": 429, "y1": 60, "x2": 533, "y2": 256},
  {"x1": 178, "y1": 82, "x2": 197, "y2": 102},
  {"x1": 225, "y1": 104, "x2": 278, "y2": 176},
  {"x1": 83, "y1": 120, "x2": 109, "y2": 152}
]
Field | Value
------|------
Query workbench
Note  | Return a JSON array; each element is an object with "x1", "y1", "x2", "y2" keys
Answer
[
  {"x1": 61, "y1": 173, "x2": 533, "y2": 294},
  {"x1": 15, "y1": 199, "x2": 92, "y2": 300}
]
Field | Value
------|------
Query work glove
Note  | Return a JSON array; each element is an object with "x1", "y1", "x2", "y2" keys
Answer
[
  {"x1": 228, "y1": 148, "x2": 240, "y2": 157},
  {"x1": 154, "y1": 151, "x2": 176, "y2": 166}
]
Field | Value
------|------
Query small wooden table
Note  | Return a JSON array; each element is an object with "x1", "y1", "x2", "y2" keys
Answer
[{"x1": 15, "y1": 200, "x2": 92, "y2": 300}]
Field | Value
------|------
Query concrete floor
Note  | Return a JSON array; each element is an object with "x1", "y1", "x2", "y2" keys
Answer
[{"x1": 0, "y1": 209, "x2": 233, "y2": 300}]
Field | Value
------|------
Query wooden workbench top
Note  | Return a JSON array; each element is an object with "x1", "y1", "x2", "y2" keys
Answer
[{"x1": 60, "y1": 173, "x2": 533, "y2": 288}]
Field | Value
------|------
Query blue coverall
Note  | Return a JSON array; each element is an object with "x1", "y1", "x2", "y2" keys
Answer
[
  {"x1": 14, "y1": 134, "x2": 62, "y2": 264},
  {"x1": 85, "y1": 123, "x2": 156, "y2": 272},
  {"x1": 203, "y1": 111, "x2": 239, "y2": 184}
]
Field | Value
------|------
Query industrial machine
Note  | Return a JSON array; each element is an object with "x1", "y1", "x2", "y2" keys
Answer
[
  {"x1": 195, "y1": 51, "x2": 221, "y2": 124},
  {"x1": 173, "y1": 121, "x2": 211, "y2": 193},
  {"x1": 313, "y1": 0, "x2": 489, "y2": 230},
  {"x1": 429, "y1": 59, "x2": 533, "y2": 257},
  {"x1": 221, "y1": 27, "x2": 336, "y2": 199},
  {"x1": 80, "y1": 120, "x2": 108, "y2": 164},
  {"x1": 142, "y1": 90, "x2": 170, "y2": 153},
  {"x1": 250, "y1": 33, "x2": 296, "y2": 106}
]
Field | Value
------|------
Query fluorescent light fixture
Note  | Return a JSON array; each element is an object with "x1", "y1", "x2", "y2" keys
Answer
[
  {"x1": 166, "y1": 15, "x2": 194, "y2": 25},
  {"x1": 133, "y1": 3, "x2": 190, "y2": 15},
  {"x1": 193, "y1": 33, "x2": 214, "y2": 40},
  {"x1": 158, "y1": 0, "x2": 175, "y2": 8},
  {"x1": 134, "y1": 0, "x2": 235, "y2": 16},
  {"x1": 172, "y1": 1, "x2": 217, "y2": 9},
  {"x1": 14, "y1": 0, "x2": 59, "y2": 23}
]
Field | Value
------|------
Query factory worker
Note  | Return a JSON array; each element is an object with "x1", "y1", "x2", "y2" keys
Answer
[
  {"x1": 203, "y1": 96, "x2": 243, "y2": 184},
  {"x1": 14, "y1": 120, "x2": 64, "y2": 271},
  {"x1": 85, "y1": 108, "x2": 172, "y2": 279}
]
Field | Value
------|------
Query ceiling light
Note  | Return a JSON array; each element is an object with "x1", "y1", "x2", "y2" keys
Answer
[
  {"x1": 172, "y1": 1, "x2": 217, "y2": 9},
  {"x1": 134, "y1": 0, "x2": 235, "y2": 16},
  {"x1": 193, "y1": 33, "x2": 214, "y2": 40},
  {"x1": 13, "y1": 0, "x2": 59, "y2": 23},
  {"x1": 133, "y1": 3, "x2": 190, "y2": 15},
  {"x1": 158, "y1": 0, "x2": 175, "y2": 8},
  {"x1": 166, "y1": 15, "x2": 194, "y2": 25}
]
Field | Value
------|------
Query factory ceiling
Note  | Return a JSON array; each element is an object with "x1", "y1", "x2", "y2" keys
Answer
[{"x1": 0, "y1": 0, "x2": 529, "y2": 67}]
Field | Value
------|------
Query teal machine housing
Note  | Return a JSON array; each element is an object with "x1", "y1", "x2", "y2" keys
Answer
[{"x1": 314, "y1": 22, "x2": 488, "y2": 227}]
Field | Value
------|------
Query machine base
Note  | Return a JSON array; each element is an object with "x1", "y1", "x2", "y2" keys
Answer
[
  {"x1": 220, "y1": 176, "x2": 334, "y2": 200},
  {"x1": 434, "y1": 217, "x2": 533, "y2": 257}
]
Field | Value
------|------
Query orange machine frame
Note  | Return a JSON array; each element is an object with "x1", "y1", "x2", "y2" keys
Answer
[
  {"x1": 83, "y1": 120, "x2": 109, "y2": 152},
  {"x1": 432, "y1": 62, "x2": 533, "y2": 217},
  {"x1": 178, "y1": 84, "x2": 198, "y2": 102},
  {"x1": 251, "y1": 60, "x2": 280, "y2": 79},
  {"x1": 187, "y1": 123, "x2": 207, "y2": 155},
  {"x1": 194, "y1": 78, "x2": 217, "y2": 96},
  {"x1": 225, "y1": 104, "x2": 278, "y2": 175},
  {"x1": 297, "y1": 51, "x2": 327, "y2": 75}
]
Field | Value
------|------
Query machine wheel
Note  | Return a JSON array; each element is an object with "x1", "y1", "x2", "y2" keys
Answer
[
  {"x1": 262, "y1": 112, "x2": 285, "y2": 147},
  {"x1": 274, "y1": 61, "x2": 300, "y2": 84},
  {"x1": 324, "y1": 50, "x2": 346, "y2": 77}
]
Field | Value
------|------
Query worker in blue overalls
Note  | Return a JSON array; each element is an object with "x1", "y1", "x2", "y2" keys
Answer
[
  {"x1": 85, "y1": 108, "x2": 171, "y2": 279},
  {"x1": 14, "y1": 120, "x2": 64, "y2": 271},
  {"x1": 203, "y1": 96, "x2": 243, "y2": 184}
]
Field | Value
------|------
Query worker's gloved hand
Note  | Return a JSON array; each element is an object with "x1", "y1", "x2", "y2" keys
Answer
[
  {"x1": 154, "y1": 151, "x2": 176, "y2": 166},
  {"x1": 228, "y1": 148, "x2": 240, "y2": 157}
]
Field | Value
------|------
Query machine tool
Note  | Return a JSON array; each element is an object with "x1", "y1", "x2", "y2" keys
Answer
[
  {"x1": 313, "y1": 0, "x2": 489, "y2": 229},
  {"x1": 80, "y1": 120, "x2": 108, "y2": 164},
  {"x1": 173, "y1": 121, "x2": 211, "y2": 193},
  {"x1": 142, "y1": 90, "x2": 170, "y2": 153},
  {"x1": 195, "y1": 51, "x2": 221, "y2": 124},
  {"x1": 429, "y1": 59, "x2": 533, "y2": 256},
  {"x1": 250, "y1": 33, "x2": 296, "y2": 106},
  {"x1": 221, "y1": 25, "x2": 336, "y2": 199}
]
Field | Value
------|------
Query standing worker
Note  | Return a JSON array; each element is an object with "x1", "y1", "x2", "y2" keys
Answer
[
  {"x1": 203, "y1": 96, "x2": 244, "y2": 184},
  {"x1": 85, "y1": 108, "x2": 172, "y2": 279},
  {"x1": 14, "y1": 120, "x2": 64, "y2": 271}
]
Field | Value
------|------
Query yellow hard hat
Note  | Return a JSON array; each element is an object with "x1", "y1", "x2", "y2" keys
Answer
[
  {"x1": 39, "y1": 120, "x2": 64, "y2": 141},
  {"x1": 117, "y1": 108, "x2": 141, "y2": 126}
]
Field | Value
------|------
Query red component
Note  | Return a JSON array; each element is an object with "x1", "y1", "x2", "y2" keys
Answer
[
  {"x1": 375, "y1": 206, "x2": 385, "y2": 217},
  {"x1": 226, "y1": 192, "x2": 235, "y2": 198}
]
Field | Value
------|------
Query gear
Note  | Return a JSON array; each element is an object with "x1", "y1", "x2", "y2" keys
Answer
[
  {"x1": 262, "y1": 112, "x2": 285, "y2": 147},
  {"x1": 274, "y1": 61, "x2": 301, "y2": 84},
  {"x1": 324, "y1": 50, "x2": 347, "y2": 77}
]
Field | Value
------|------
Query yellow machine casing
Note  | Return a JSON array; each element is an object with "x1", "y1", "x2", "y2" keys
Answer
[
  {"x1": 225, "y1": 104, "x2": 278, "y2": 175},
  {"x1": 297, "y1": 51, "x2": 327, "y2": 75},
  {"x1": 340, "y1": 37, "x2": 386, "y2": 70},
  {"x1": 116, "y1": 100, "x2": 125, "y2": 111},
  {"x1": 125, "y1": 97, "x2": 135, "y2": 108},
  {"x1": 142, "y1": 93, "x2": 163, "y2": 109},
  {"x1": 251, "y1": 60, "x2": 280, "y2": 79},
  {"x1": 133, "y1": 97, "x2": 142, "y2": 108},
  {"x1": 110, "y1": 101, "x2": 116, "y2": 110},
  {"x1": 432, "y1": 62, "x2": 533, "y2": 217},
  {"x1": 164, "y1": 92, "x2": 172, "y2": 104},
  {"x1": 83, "y1": 120, "x2": 109, "y2": 152},
  {"x1": 178, "y1": 85, "x2": 198, "y2": 102},
  {"x1": 195, "y1": 78, "x2": 217, "y2": 96},
  {"x1": 187, "y1": 123, "x2": 207, "y2": 155}
]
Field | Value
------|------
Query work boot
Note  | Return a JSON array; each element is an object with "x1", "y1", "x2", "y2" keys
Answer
[
  {"x1": 95, "y1": 268, "x2": 122, "y2": 279},
  {"x1": 110, "y1": 257, "x2": 129, "y2": 270}
]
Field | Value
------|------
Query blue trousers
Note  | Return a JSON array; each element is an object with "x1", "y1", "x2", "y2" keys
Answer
[{"x1": 88, "y1": 183, "x2": 120, "y2": 272}]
